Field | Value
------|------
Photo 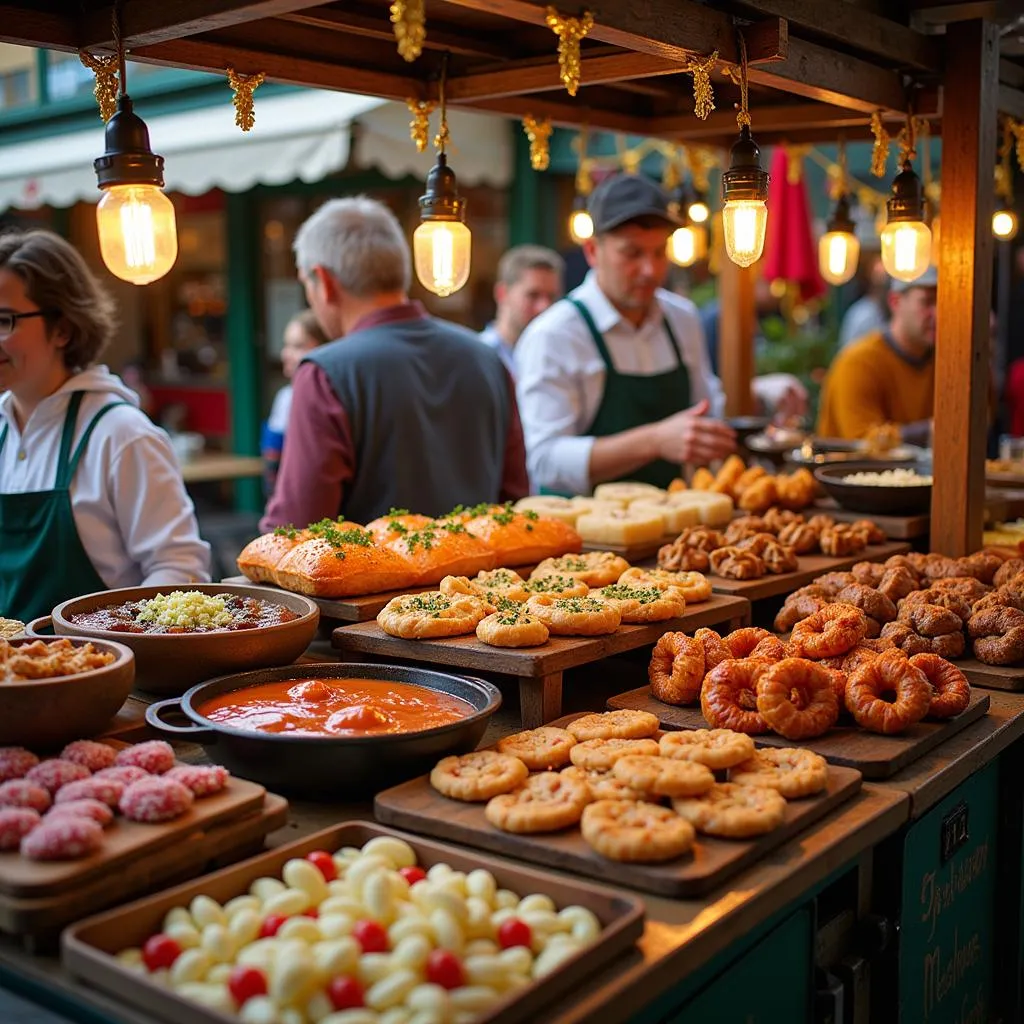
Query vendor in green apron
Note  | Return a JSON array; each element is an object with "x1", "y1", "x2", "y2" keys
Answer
[
  {"x1": 515, "y1": 173, "x2": 736, "y2": 495},
  {"x1": 0, "y1": 230, "x2": 211, "y2": 624}
]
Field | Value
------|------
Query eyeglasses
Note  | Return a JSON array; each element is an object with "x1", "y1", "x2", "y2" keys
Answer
[{"x1": 0, "y1": 310, "x2": 53, "y2": 341}]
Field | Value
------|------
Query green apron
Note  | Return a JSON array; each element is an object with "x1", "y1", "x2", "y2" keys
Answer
[
  {"x1": 0, "y1": 391, "x2": 127, "y2": 622},
  {"x1": 570, "y1": 296, "x2": 692, "y2": 489}
]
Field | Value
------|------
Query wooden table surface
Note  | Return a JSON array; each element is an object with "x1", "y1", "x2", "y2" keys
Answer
[{"x1": 179, "y1": 453, "x2": 264, "y2": 484}]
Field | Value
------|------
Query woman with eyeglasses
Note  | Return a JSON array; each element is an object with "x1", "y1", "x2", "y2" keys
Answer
[{"x1": 0, "y1": 229, "x2": 210, "y2": 622}]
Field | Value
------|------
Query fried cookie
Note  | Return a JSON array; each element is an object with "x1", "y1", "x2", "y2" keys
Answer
[
  {"x1": 569, "y1": 737, "x2": 660, "y2": 771},
  {"x1": 560, "y1": 765, "x2": 645, "y2": 802},
  {"x1": 672, "y1": 782, "x2": 787, "y2": 838},
  {"x1": 611, "y1": 755, "x2": 714, "y2": 798},
  {"x1": 729, "y1": 748, "x2": 829, "y2": 799},
  {"x1": 430, "y1": 751, "x2": 528, "y2": 802},
  {"x1": 497, "y1": 727, "x2": 576, "y2": 771},
  {"x1": 581, "y1": 799, "x2": 696, "y2": 862},
  {"x1": 566, "y1": 710, "x2": 660, "y2": 742},
  {"x1": 484, "y1": 771, "x2": 590, "y2": 833},
  {"x1": 617, "y1": 566, "x2": 713, "y2": 603},
  {"x1": 531, "y1": 552, "x2": 631, "y2": 588},
  {"x1": 658, "y1": 729, "x2": 755, "y2": 770},
  {"x1": 475, "y1": 610, "x2": 550, "y2": 648}
]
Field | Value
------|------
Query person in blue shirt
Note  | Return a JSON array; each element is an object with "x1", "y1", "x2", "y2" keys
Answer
[{"x1": 479, "y1": 245, "x2": 564, "y2": 379}]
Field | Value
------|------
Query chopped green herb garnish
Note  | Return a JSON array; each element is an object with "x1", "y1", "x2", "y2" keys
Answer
[
  {"x1": 405, "y1": 594, "x2": 451, "y2": 612},
  {"x1": 554, "y1": 597, "x2": 606, "y2": 613},
  {"x1": 525, "y1": 574, "x2": 578, "y2": 593},
  {"x1": 308, "y1": 519, "x2": 373, "y2": 548},
  {"x1": 496, "y1": 610, "x2": 525, "y2": 625},
  {"x1": 273, "y1": 524, "x2": 299, "y2": 540},
  {"x1": 599, "y1": 584, "x2": 662, "y2": 603},
  {"x1": 387, "y1": 507, "x2": 410, "y2": 517}
]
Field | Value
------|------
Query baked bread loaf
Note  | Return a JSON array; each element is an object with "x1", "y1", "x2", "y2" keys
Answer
[
  {"x1": 463, "y1": 505, "x2": 582, "y2": 565},
  {"x1": 379, "y1": 520, "x2": 495, "y2": 585},
  {"x1": 237, "y1": 527, "x2": 314, "y2": 584},
  {"x1": 365, "y1": 511, "x2": 434, "y2": 545}
]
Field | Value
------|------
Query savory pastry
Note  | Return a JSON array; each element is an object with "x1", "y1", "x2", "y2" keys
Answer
[
  {"x1": 967, "y1": 605, "x2": 1024, "y2": 665},
  {"x1": 701, "y1": 660, "x2": 771, "y2": 734},
  {"x1": 628, "y1": 495, "x2": 701, "y2": 535},
  {"x1": 611, "y1": 755, "x2": 714, "y2": 798},
  {"x1": 819, "y1": 524, "x2": 868, "y2": 558},
  {"x1": 484, "y1": 772, "x2": 591, "y2": 834},
  {"x1": 755, "y1": 658, "x2": 839, "y2": 740},
  {"x1": 835, "y1": 583, "x2": 898, "y2": 625},
  {"x1": 777, "y1": 521, "x2": 821, "y2": 555},
  {"x1": 844, "y1": 649, "x2": 932, "y2": 734},
  {"x1": 497, "y1": 727, "x2": 576, "y2": 770},
  {"x1": 475, "y1": 609, "x2": 550, "y2": 648},
  {"x1": 907, "y1": 653, "x2": 971, "y2": 718},
  {"x1": 521, "y1": 574, "x2": 590, "y2": 599},
  {"x1": 712, "y1": 455, "x2": 746, "y2": 496},
  {"x1": 531, "y1": 552, "x2": 630, "y2": 588},
  {"x1": 656, "y1": 539, "x2": 710, "y2": 573},
  {"x1": 574, "y1": 508, "x2": 665, "y2": 546},
  {"x1": 441, "y1": 568, "x2": 529, "y2": 603},
  {"x1": 617, "y1": 566, "x2": 713, "y2": 603},
  {"x1": 463, "y1": 504, "x2": 583, "y2": 565},
  {"x1": 581, "y1": 800, "x2": 696, "y2": 862},
  {"x1": 377, "y1": 591, "x2": 492, "y2": 639},
  {"x1": 709, "y1": 547, "x2": 765, "y2": 580},
  {"x1": 760, "y1": 540, "x2": 799, "y2": 575},
  {"x1": 648, "y1": 632, "x2": 706, "y2": 705},
  {"x1": 789, "y1": 603, "x2": 868, "y2": 658},
  {"x1": 658, "y1": 728, "x2": 755, "y2": 770},
  {"x1": 381, "y1": 520, "x2": 496, "y2": 584},
  {"x1": 729, "y1": 748, "x2": 829, "y2": 798},
  {"x1": 364, "y1": 511, "x2": 434, "y2": 545},
  {"x1": 672, "y1": 782, "x2": 786, "y2": 838},
  {"x1": 589, "y1": 583, "x2": 687, "y2": 623},
  {"x1": 566, "y1": 709, "x2": 660, "y2": 742},
  {"x1": 560, "y1": 765, "x2": 645, "y2": 801},
  {"x1": 237, "y1": 526, "x2": 313, "y2": 584},
  {"x1": 737, "y1": 477, "x2": 778, "y2": 515},
  {"x1": 430, "y1": 751, "x2": 529, "y2": 801},
  {"x1": 525, "y1": 595, "x2": 621, "y2": 636},
  {"x1": 568, "y1": 737, "x2": 660, "y2": 771}
]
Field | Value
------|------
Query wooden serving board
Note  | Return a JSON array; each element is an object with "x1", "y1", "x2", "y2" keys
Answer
[
  {"x1": 0, "y1": 794, "x2": 288, "y2": 940},
  {"x1": 811, "y1": 500, "x2": 930, "y2": 541},
  {"x1": 607, "y1": 686, "x2": 991, "y2": 780},
  {"x1": 374, "y1": 715, "x2": 863, "y2": 898},
  {"x1": 63, "y1": 821, "x2": 645, "y2": 1024},
  {"x1": 703, "y1": 541, "x2": 912, "y2": 602},
  {"x1": 581, "y1": 536, "x2": 670, "y2": 562},
  {"x1": 958, "y1": 657, "x2": 1024, "y2": 692},
  {"x1": 0, "y1": 741, "x2": 268, "y2": 898},
  {"x1": 331, "y1": 593, "x2": 751, "y2": 678}
]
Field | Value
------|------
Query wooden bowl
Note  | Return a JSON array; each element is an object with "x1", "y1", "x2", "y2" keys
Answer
[
  {"x1": 813, "y1": 461, "x2": 933, "y2": 516},
  {"x1": 0, "y1": 636, "x2": 135, "y2": 750},
  {"x1": 33, "y1": 584, "x2": 319, "y2": 696}
]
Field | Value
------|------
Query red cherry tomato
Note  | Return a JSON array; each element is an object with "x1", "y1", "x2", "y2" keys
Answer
[
  {"x1": 306, "y1": 849, "x2": 338, "y2": 882},
  {"x1": 327, "y1": 975, "x2": 365, "y2": 1010},
  {"x1": 258, "y1": 914, "x2": 287, "y2": 938},
  {"x1": 141, "y1": 934, "x2": 181, "y2": 971},
  {"x1": 425, "y1": 948, "x2": 465, "y2": 990},
  {"x1": 398, "y1": 865, "x2": 427, "y2": 886},
  {"x1": 352, "y1": 919, "x2": 389, "y2": 953},
  {"x1": 228, "y1": 965, "x2": 267, "y2": 1006},
  {"x1": 302, "y1": 907, "x2": 320, "y2": 919},
  {"x1": 497, "y1": 917, "x2": 533, "y2": 950}
]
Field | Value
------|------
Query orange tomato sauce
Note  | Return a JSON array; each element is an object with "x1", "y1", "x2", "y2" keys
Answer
[{"x1": 197, "y1": 678, "x2": 474, "y2": 736}]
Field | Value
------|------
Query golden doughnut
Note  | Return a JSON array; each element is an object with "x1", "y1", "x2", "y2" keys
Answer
[
  {"x1": 723, "y1": 627, "x2": 774, "y2": 659},
  {"x1": 700, "y1": 660, "x2": 771, "y2": 734},
  {"x1": 877, "y1": 566, "x2": 920, "y2": 603},
  {"x1": 648, "y1": 632, "x2": 705, "y2": 706},
  {"x1": 907, "y1": 653, "x2": 971, "y2": 719},
  {"x1": 844, "y1": 649, "x2": 932, "y2": 734},
  {"x1": 835, "y1": 583, "x2": 898, "y2": 624},
  {"x1": 968, "y1": 605, "x2": 1024, "y2": 665},
  {"x1": 755, "y1": 658, "x2": 840, "y2": 740},
  {"x1": 789, "y1": 603, "x2": 868, "y2": 658},
  {"x1": 694, "y1": 627, "x2": 733, "y2": 671}
]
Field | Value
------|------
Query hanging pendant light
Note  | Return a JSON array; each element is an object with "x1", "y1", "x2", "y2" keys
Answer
[
  {"x1": 993, "y1": 116, "x2": 1019, "y2": 241},
  {"x1": 879, "y1": 159, "x2": 932, "y2": 282},
  {"x1": 667, "y1": 189, "x2": 707, "y2": 267},
  {"x1": 993, "y1": 207, "x2": 1019, "y2": 241},
  {"x1": 687, "y1": 190, "x2": 710, "y2": 225},
  {"x1": 93, "y1": 13, "x2": 177, "y2": 285},
  {"x1": 569, "y1": 194, "x2": 594, "y2": 244},
  {"x1": 413, "y1": 53, "x2": 471, "y2": 297},
  {"x1": 721, "y1": 34, "x2": 769, "y2": 268},
  {"x1": 819, "y1": 193, "x2": 859, "y2": 286}
]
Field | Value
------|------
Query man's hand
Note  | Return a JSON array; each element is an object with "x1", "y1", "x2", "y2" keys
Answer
[{"x1": 653, "y1": 400, "x2": 737, "y2": 464}]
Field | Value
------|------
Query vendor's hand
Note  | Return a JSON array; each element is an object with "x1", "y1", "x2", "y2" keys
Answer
[
  {"x1": 752, "y1": 373, "x2": 809, "y2": 421},
  {"x1": 653, "y1": 400, "x2": 737, "y2": 465}
]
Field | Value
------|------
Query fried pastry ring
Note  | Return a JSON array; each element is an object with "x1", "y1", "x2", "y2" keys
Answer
[
  {"x1": 907, "y1": 653, "x2": 971, "y2": 719},
  {"x1": 851, "y1": 561, "x2": 886, "y2": 587},
  {"x1": 617, "y1": 566, "x2": 712, "y2": 603},
  {"x1": 672, "y1": 782, "x2": 786, "y2": 838},
  {"x1": 521, "y1": 574, "x2": 590, "y2": 600},
  {"x1": 968, "y1": 605, "x2": 1024, "y2": 665},
  {"x1": 773, "y1": 591, "x2": 832, "y2": 633},
  {"x1": 531, "y1": 552, "x2": 630, "y2": 589},
  {"x1": 580, "y1": 800, "x2": 696, "y2": 862},
  {"x1": 729, "y1": 747, "x2": 829, "y2": 798},
  {"x1": 877, "y1": 566, "x2": 920, "y2": 603},
  {"x1": 844, "y1": 649, "x2": 932, "y2": 734},
  {"x1": 709, "y1": 546, "x2": 765, "y2": 579},
  {"x1": 700, "y1": 659, "x2": 771, "y2": 734},
  {"x1": 694, "y1": 627, "x2": 733, "y2": 670},
  {"x1": 590, "y1": 583, "x2": 687, "y2": 623},
  {"x1": 789, "y1": 603, "x2": 868, "y2": 658},
  {"x1": 648, "y1": 632, "x2": 706, "y2": 706},
  {"x1": 900, "y1": 588, "x2": 973, "y2": 625},
  {"x1": 993, "y1": 558, "x2": 1024, "y2": 588},
  {"x1": 755, "y1": 658, "x2": 839, "y2": 740},
  {"x1": 879, "y1": 621, "x2": 965, "y2": 658},
  {"x1": 723, "y1": 627, "x2": 774, "y2": 659},
  {"x1": 525, "y1": 595, "x2": 621, "y2": 636},
  {"x1": 897, "y1": 602, "x2": 964, "y2": 638},
  {"x1": 658, "y1": 729, "x2": 755, "y2": 770},
  {"x1": 476, "y1": 610, "x2": 550, "y2": 648},
  {"x1": 835, "y1": 583, "x2": 898, "y2": 624},
  {"x1": 378, "y1": 591, "x2": 492, "y2": 639},
  {"x1": 749, "y1": 635, "x2": 793, "y2": 662}
]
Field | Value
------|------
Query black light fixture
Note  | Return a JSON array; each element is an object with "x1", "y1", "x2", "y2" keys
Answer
[
  {"x1": 721, "y1": 124, "x2": 770, "y2": 267},
  {"x1": 879, "y1": 158, "x2": 932, "y2": 282}
]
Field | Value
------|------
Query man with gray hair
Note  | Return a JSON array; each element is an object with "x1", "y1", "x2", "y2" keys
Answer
[
  {"x1": 260, "y1": 196, "x2": 527, "y2": 528},
  {"x1": 479, "y1": 244, "x2": 564, "y2": 378}
]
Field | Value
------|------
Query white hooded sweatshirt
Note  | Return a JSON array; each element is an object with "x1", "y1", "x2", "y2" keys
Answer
[{"x1": 0, "y1": 365, "x2": 211, "y2": 589}]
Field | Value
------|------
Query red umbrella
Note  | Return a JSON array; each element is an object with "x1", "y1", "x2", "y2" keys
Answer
[{"x1": 762, "y1": 146, "x2": 826, "y2": 302}]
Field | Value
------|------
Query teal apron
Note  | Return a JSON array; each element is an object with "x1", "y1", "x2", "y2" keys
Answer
[
  {"x1": 0, "y1": 391, "x2": 127, "y2": 622},
  {"x1": 570, "y1": 296, "x2": 692, "y2": 489}
]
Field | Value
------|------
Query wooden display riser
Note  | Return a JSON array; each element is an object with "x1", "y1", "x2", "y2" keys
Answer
[
  {"x1": 607, "y1": 685, "x2": 990, "y2": 779},
  {"x1": 959, "y1": 657, "x2": 1024, "y2": 692},
  {"x1": 811, "y1": 500, "x2": 931, "y2": 540},
  {"x1": 331, "y1": 593, "x2": 751, "y2": 728}
]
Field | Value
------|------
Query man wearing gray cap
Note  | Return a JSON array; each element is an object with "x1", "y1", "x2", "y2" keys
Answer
[
  {"x1": 515, "y1": 173, "x2": 736, "y2": 495},
  {"x1": 818, "y1": 266, "x2": 937, "y2": 443}
]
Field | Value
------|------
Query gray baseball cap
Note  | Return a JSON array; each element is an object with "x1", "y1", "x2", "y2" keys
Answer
[
  {"x1": 890, "y1": 265, "x2": 938, "y2": 292},
  {"x1": 587, "y1": 173, "x2": 679, "y2": 234}
]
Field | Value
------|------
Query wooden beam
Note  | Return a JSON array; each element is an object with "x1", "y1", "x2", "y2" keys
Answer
[
  {"x1": 438, "y1": 0, "x2": 787, "y2": 65},
  {"x1": 0, "y1": 5, "x2": 77, "y2": 49},
  {"x1": 909, "y1": 1, "x2": 1014, "y2": 24},
  {"x1": 932, "y1": 19, "x2": 1000, "y2": 556},
  {"x1": 1000, "y1": 58, "x2": 1024, "y2": 88},
  {"x1": 80, "y1": 1, "x2": 332, "y2": 50},
  {"x1": 460, "y1": 95, "x2": 653, "y2": 135},
  {"x1": 1000, "y1": 84, "x2": 1024, "y2": 119},
  {"x1": 648, "y1": 102, "x2": 877, "y2": 138},
  {"x1": 446, "y1": 51, "x2": 687, "y2": 102},
  {"x1": 719, "y1": 260, "x2": 758, "y2": 418}
]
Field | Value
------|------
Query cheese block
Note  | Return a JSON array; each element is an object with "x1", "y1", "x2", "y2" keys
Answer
[
  {"x1": 464, "y1": 508, "x2": 583, "y2": 565},
  {"x1": 513, "y1": 496, "x2": 581, "y2": 526},
  {"x1": 570, "y1": 497, "x2": 625, "y2": 517},
  {"x1": 592, "y1": 481, "x2": 666, "y2": 506},
  {"x1": 665, "y1": 491, "x2": 735, "y2": 528},
  {"x1": 628, "y1": 495, "x2": 702, "y2": 535},
  {"x1": 236, "y1": 528, "x2": 314, "y2": 584},
  {"x1": 365, "y1": 512, "x2": 434, "y2": 545},
  {"x1": 575, "y1": 508, "x2": 666, "y2": 546},
  {"x1": 382, "y1": 521, "x2": 496, "y2": 585}
]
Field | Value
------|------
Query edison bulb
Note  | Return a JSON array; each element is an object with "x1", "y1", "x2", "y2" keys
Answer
[
  {"x1": 413, "y1": 220, "x2": 471, "y2": 297},
  {"x1": 818, "y1": 229, "x2": 860, "y2": 286},
  {"x1": 687, "y1": 200, "x2": 710, "y2": 224},
  {"x1": 722, "y1": 199, "x2": 768, "y2": 267},
  {"x1": 667, "y1": 225, "x2": 706, "y2": 268},
  {"x1": 993, "y1": 208, "x2": 1019, "y2": 241},
  {"x1": 96, "y1": 185, "x2": 177, "y2": 285},
  {"x1": 569, "y1": 208, "x2": 594, "y2": 244},
  {"x1": 880, "y1": 219, "x2": 932, "y2": 283}
]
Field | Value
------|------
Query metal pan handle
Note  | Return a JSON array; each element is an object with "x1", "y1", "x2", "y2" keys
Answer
[
  {"x1": 145, "y1": 698, "x2": 215, "y2": 739},
  {"x1": 24, "y1": 616, "x2": 53, "y2": 637}
]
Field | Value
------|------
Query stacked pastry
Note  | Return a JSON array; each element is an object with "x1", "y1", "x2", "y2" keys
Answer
[
  {"x1": 429, "y1": 710, "x2": 823, "y2": 863},
  {"x1": 376, "y1": 552, "x2": 713, "y2": 648},
  {"x1": 669, "y1": 456, "x2": 818, "y2": 516},
  {"x1": 237, "y1": 504, "x2": 582, "y2": 599}
]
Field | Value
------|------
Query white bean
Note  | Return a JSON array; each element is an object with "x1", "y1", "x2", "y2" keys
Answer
[
  {"x1": 496, "y1": 946, "x2": 533, "y2": 975},
  {"x1": 321, "y1": 1011, "x2": 379, "y2": 1024},
  {"x1": 346, "y1": 856, "x2": 392, "y2": 896},
  {"x1": 436, "y1": 873, "x2": 468, "y2": 898},
  {"x1": 493, "y1": 889, "x2": 519, "y2": 910},
  {"x1": 464, "y1": 897, "x2": 492, "y2": 940},
  {"x1": 207, "y1": 963, "x2": 232, "y2": 985},
  {"x1": 448, "y1": 985, "x2": 502, "y2": 1013},
  {"x1": 306, "y1": 991, "x2": 334, "y2": 1024},
  {"x1": 430, "y1": 908, "x2": 465, "y2": 953},
  {"x1": 278, "y1": 917, "x2": 321, "y2": 944},
  {"x1": 165, "y1": 922, "x2": 201, "y2": 950},
  {"x1": 532, "y1": 941, "x2": 580, "y2": 978},
  {"x1": 521, "y1": 910, "x2": 562, "y2": 941},
  {"x1": 391, "y1": 934, "x2": 431, "y2": 971},
  {"x1": 365, "y1": 968, "x2": 418, "y2": 1011},
  {"x1": 465, "y1": 869, "x2": 497, "y2": 904},
  {"x1": 175, "y1": 981, "x2": 234, "y2": 1013},
  {"x1": 421, "y1": 890, "x2": 468, "y2": 926},
  {"x1": 148, "y1": 968, "x2": 171, "y2": 989},
  {"x1": 426, "y1": 863, "x2": 453, "y2": 882},
  {"x1": 388, "y1": 916, "x2": 432, "y2": 946},
  {"x1": 116, "y1": 948, "x2": 143, "y2": 968},
  {"x1": 559, "y1": 905, "x2": 601, "y2": 943},
  {"x1": 236, "y1": 938, "x2": 280, "y2": 971},
  {"x1": 318, "y1": 913, "x2": 356, "y2": 941},
  {"x1": 280, "y1": 1010, "x2": 306, "y2": 1024},
  {"x1": 378, "y1": 1009, "x2": 412, "y2": 1024},
  {"x1": 464, "y1": 954, "x2": 510, "y2": 988},
  {"x1": 361, "y1": 836, "x2": 416, "y2": 869},
  {"x1": 263, "y1": 888, "x2": 311, "y2": 918},
  {"x1": 283, "y1": 859, "x2": 330, "y2": 904},
  {"x1": 357, "y1": 952, "x2": 393, "y2": 986},
  {"x1": 489, "y1": 908, "x2": 518, "y2": 930},
  {"x1": 251, "y1": 877, "x2": 287, "y2": 901},
  {"x1": 465, "y1": 939, "x2": 500, "y2": 958},
  {"x1": 271, "y1": 949, "x2": 318, "y2": 1006},
  {"x1": 225, "y1": 894, "x2": 262, "y2": 918},
  {"x1": 328, "y1": 879, "x2": 354, "y2": 898},
  {"x1": 518, "y1": 893, "x2": 556, "y2": 916},
  {"x1": 239, "y1": 995, "x2": 282, "y2": 1024},
  {"x1": 389, "y1": 873, "x2": 411, "y2": 902},
  {"x1": 200, "y1": 923, "x2": 237, "y2": 963},
  {"x1": 162, "y1": 906, "x2": 193, "y2": 932},
  {"x1": 169, "y1": 948, "x2": 210, "y2": 985},
  {"x1": 190, "y1": 894, "x2": 227, "y2": 929},
  {"x1": 229, "y1": 908, "x2": 262, "y2": 948},
  {"x1": 407, "y1": 983, "x2": 450, "y2": 1015},
  {"x1": 408, "y1": 1013, "x2": 445, "y2": 1024},
  {"x1": 363, "y1": 870, "x2": 395, "y2": 924},
  {"x1": 321, "y1": 895, "x2": 364, "y2": 917},
  {"x1": 313, "y1": 937, "x2": 360, "y2": 977}
]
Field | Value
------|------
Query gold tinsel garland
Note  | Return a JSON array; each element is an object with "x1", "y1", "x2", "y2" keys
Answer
[
  {"x1": 226, "y1": 68, "x2": 265, "y2": 132},
  {"x1": 522, "y1": 115, "x2": 553, "y2": 171},
  {"x1": 545, "y1": 6, "x2": 594, "y2": 97},
  {"x1": 406, "y1": 98, "x2": 436, "y2": 153},
  {"x1": 390, "y1": 0, "x2": 426, "y2": 62},
  {"x1": 686, "y1": 51, "x2": 718, "y2": 120},
  {"x1": 869, "y1": 111, "x2": 929, "y2": 177},
  {"x1": 78, "y1": 51, "x2": 120, "y2": 122}
]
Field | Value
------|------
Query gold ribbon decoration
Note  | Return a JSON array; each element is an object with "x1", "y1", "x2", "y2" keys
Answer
[
  {"x1": 687, "y1": 51, "x2": 718, "y2": 121},
  {"x1": 391, "y1": 0, "x2": 426, "y2": 63},
  {"x1": 545, "y1": 6, "x2": 594, "y2": 97},
  {"x1": 784, "y1": 144, "x2": 810, "y2": 185},
  {"x1": 522, "y1": 115, "x2": 553, "y2": 171},
  {"x1": 79, "y1": 51, "x2": 120, "y2": 123},
  {"x1": 406, "y1": 98, "x2": 436, "y2": 153},
  {"x1": 1005, "y1": 116, "x2": 1024, "y2": 174},
  {"x1": 227, "y1": 67, "x2": 266, "y2": 132},
  {"x1": 869, "y1": 110, "x2": 890, "y2": 178}
]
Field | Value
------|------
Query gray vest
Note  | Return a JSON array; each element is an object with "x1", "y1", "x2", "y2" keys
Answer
[{"x1": 306, "y1": 313, "x2": 512, "y2": 523}]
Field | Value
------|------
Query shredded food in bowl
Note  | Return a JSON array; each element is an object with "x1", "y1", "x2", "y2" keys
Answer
[
  {"x1": 1, "y1": 638, "x2": 115, "y2": 683},
  {"x1": 841, "y1": 468, "x2": 933, "y2": 487}
]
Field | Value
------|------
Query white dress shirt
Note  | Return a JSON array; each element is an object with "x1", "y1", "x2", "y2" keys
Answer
[
  {"x1": 515, "y1": 271, "x2": 725, "y2": 495},
  {"x1": 478, "y1": 323, "x2": 517, "y2": 379}
]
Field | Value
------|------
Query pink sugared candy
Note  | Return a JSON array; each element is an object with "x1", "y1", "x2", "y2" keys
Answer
[
  {"x1": 61, "y1": 740, "x2": 117, "y2": 772},
  {"x1": 0, "y1": 808, "x2": 40, "y2": 850},
  {"x1": 21, "y1": 817, "x2": 103, "y2": 860},
  {"x1": 120, "y1": 777, "x2": 193, "y2": 823},
  {"x1": 25, "y1": 759, "x2": 90, "y2": 795},
  {"x1": 95, "y1": 765, "x2": 149, "y2": 786},
  {"x1": 0, "y1": 747, "x2": 39, "y2": 782},
  {"x1": 0, "y1": 780, "x2": 51, "y2": 813},
  {"x1": 115, "y1": 741, "x2": 175, "y2": 775},
  {"x1": 46, "y1": 798, "x2": 114, "y2": 828},
  {"x1": 165, "y1": 765, "x2": 229, "y2": 798},
  {"x1": 56, "y1": 777, "x2": 124, "y2": 809}
]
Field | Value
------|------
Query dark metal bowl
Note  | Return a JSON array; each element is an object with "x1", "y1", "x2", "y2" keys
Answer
[
  {"x1": 726, "y1": 416, "x2": 772, "y2": 446},
  {"x1": 30, "y1": 584, "x2": 320, "y2": 696},
  {"x1": 787, "y1": 438, "x2": 928, "y2": 467},
  {"x1": 145, "y1": 662, "x2": 502, "y2": 798},
  {"x1": 813, "y1": 461, "x2": 933, "y2": 516}
]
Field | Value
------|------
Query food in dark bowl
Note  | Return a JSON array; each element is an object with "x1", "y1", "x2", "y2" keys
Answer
[
  {"x1": 145, "y1": 662, "x2": 501, "y2": 797},
  {"x1": 813, "y1": 462, "x2": 933, "y2": 515}
]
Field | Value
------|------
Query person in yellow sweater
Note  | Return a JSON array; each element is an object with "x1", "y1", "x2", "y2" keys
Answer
[{"x1": 817, "y1": 267, "x2": 936, "y2": 444}]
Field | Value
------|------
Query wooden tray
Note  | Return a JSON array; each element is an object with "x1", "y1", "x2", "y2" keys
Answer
[
  {"x1": 607, "y1": 686, "x2": 991, "y2": 780},
  {"x1": 0, "y1": 741, "x2": 268, "y2": 898},
  {"x1": 0, "y1": 794, "x2": 288, "y2": 940},
  {"x1": 581, "y1": 536, "x2": 670, "y2": 562},
  {"x1": 811, "y1": 500, "x2": 930, "y2": 540},
  {"x1": 331, "y1": 593, "x2": 751, "y2": 678},
  {"x1": 958, "y1": 656, "x2": 1024, "y2": 692},
  {"x1": 374, "y1": 714, "x2": 863, "y2": 898},
  {"x1": 703, "y1": 541, "x2": 912, "y2": 602},
  {"x1": 63, "y1": 821, "x2": 645, "y2": 1024}
]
